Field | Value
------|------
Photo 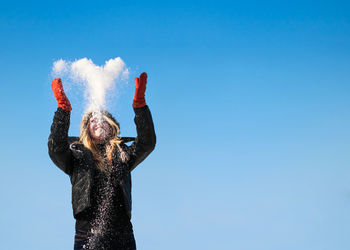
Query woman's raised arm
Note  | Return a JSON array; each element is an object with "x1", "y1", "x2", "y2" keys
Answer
[
  {"x1": 127, "y1": 73, "x2": 156, "y2": 171},
  {"x1": 48, "y1": 78, "x2": 74, "y2": 175}
]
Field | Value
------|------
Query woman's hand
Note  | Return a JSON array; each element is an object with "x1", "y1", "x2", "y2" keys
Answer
[
  {"x1": 51, "y1": 78, "x2": 72, "y2": 111},
  {"x1": 133, "y1": 72, "x2": 147, "y2": 108}
]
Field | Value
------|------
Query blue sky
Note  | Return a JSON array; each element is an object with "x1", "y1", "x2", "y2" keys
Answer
[{"x1": 0, "y1": 0, "x2": 349, "y2": 249}]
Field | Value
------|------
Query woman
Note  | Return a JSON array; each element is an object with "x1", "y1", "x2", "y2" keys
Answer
[{"x1": 48, "y1": 72, "x2": 156, "y2": 249}]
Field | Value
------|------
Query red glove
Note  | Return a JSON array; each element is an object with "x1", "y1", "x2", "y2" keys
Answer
[
  {"x1": 51, "y1": 78, "x2": 72, "y2": 111},
  {"x1": 133, "y1": 72, "x2": 147, "y2": 108}
]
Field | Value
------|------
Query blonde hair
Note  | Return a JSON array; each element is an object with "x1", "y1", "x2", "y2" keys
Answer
[{"x1": 79, "y1": 111, "x2": 129, "y2": 172}]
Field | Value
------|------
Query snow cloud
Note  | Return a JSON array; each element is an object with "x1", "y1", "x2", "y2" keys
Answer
[{"x1": 52, "y1": 57, "x2": 129, "y2": 112}]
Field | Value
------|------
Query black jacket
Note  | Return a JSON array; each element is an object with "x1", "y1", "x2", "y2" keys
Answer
[{"x1": 48, "y1": 106, "x2": 156, "y2": 220}]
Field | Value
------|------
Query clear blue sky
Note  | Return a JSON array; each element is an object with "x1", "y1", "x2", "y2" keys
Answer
[{"x1": 0, "y1": 0, "x2": 349, "y2": 249}]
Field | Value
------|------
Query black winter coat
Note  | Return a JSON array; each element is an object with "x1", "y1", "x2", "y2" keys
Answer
[{"x1": 48, "y1": 106, "x2": 156, "y2": 220}]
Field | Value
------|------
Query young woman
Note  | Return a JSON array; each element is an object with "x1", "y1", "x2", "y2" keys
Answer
[{"x1": 48, "y1": 72, "x2": 156, "y2": 249}]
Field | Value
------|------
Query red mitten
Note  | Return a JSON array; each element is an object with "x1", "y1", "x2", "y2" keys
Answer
[
  {"x1": 133, "y1": 72, "x2": 147, "y2": 108},
  {"x1": 51, "y1": 78, "x2": 72, "y2": 111}
]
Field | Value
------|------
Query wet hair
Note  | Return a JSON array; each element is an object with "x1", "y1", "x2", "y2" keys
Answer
[{"x1": 79, "y1": 110, "x2": 129, "y2": 172}]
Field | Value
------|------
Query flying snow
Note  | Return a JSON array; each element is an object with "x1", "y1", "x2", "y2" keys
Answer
[{"x1": 52, "y1": 57, "x2": 129, "y2": 112}]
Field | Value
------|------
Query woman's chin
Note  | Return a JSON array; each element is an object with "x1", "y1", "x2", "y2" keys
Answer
[{"x1": 92, "y1": 134, "x2": 108, "y2": 143}]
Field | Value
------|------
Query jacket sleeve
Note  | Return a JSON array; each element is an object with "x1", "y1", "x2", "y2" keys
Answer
[
  {"x1": 48, "y1": 107, "x2": 73, "y2": 175},
  {"x1": 127, "y1": 105, "x2": 156, "y2": 171}
]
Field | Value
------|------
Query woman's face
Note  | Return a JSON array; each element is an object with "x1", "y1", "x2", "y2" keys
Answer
[{"x1": 88, "y1": 115, "x2": 112, "y2": 143}]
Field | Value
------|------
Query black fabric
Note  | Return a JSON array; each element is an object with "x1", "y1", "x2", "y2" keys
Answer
[
  {"x1": 75, "y1": 147, "x2": 130, "y2": 232},
  {"x1": 74, "y1": 227, "x2": 136, "y2": 250}
]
